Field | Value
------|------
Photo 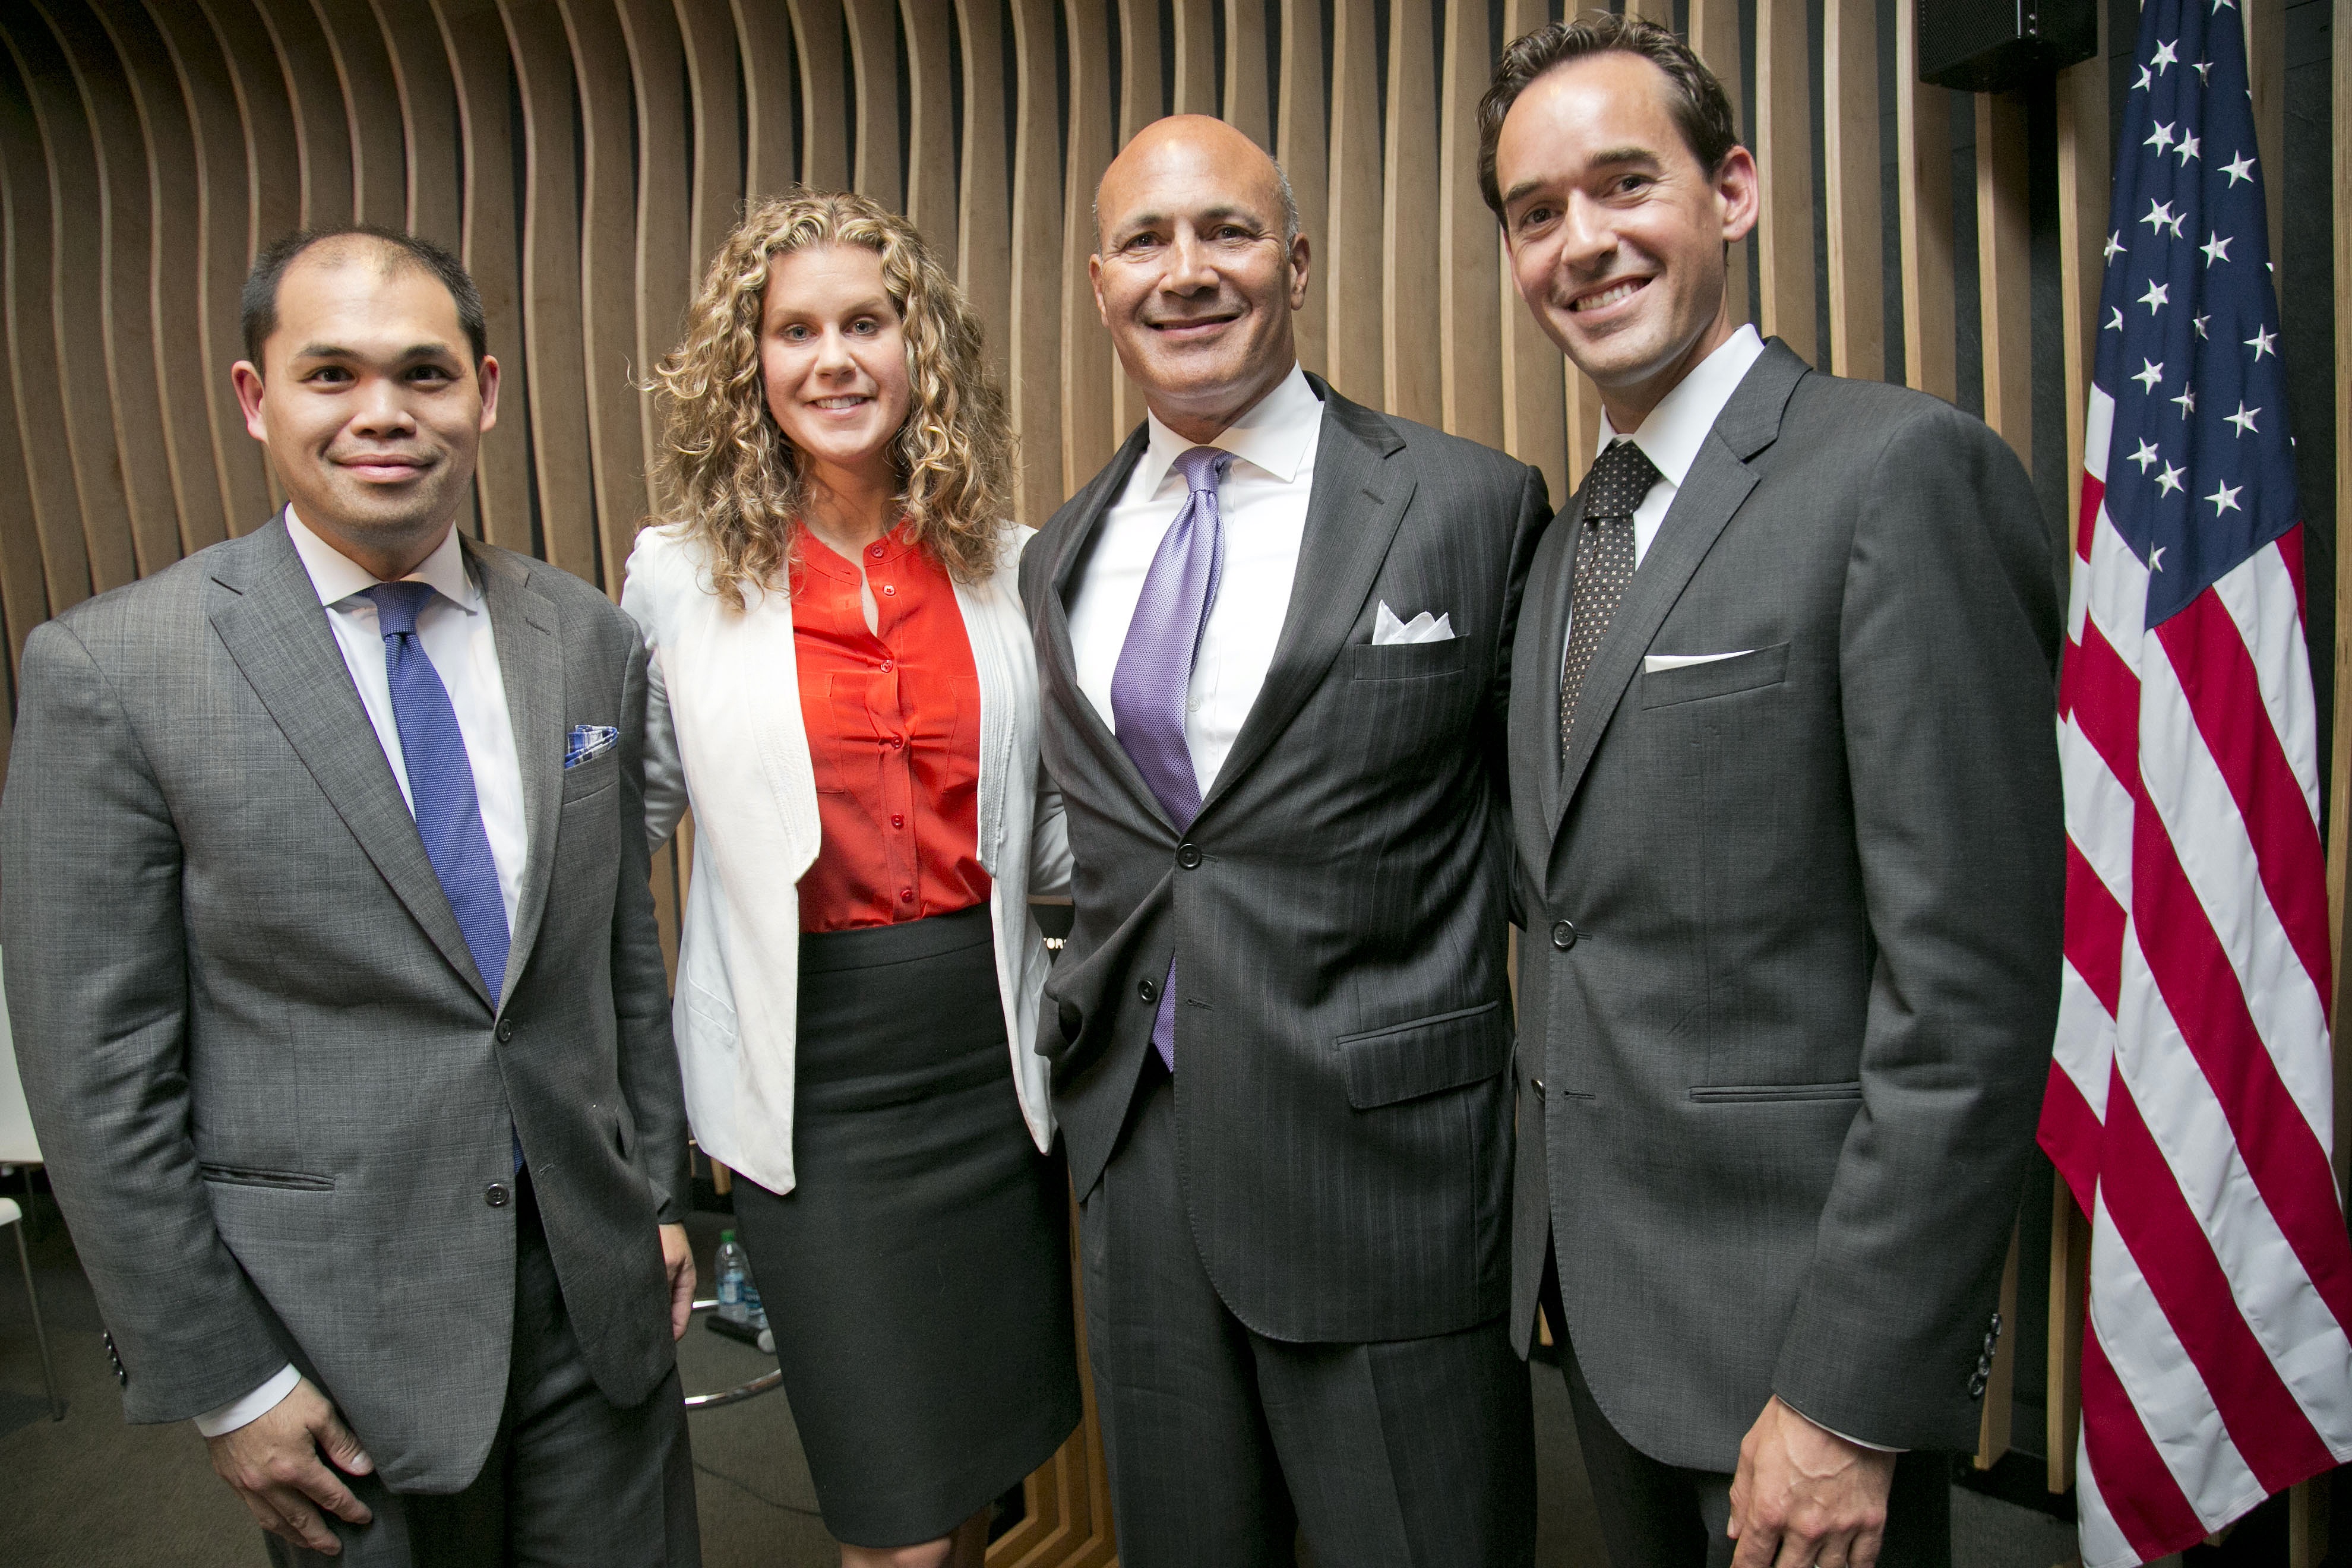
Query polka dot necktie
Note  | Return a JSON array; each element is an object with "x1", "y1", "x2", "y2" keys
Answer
[{"x1": 1559, "y1": 440, "x2": 1662, "y2": 761}]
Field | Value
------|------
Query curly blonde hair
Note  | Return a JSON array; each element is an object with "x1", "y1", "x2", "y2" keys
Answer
[{"x1": 648, "y1": 189, "x2": 1014, "y2": 599}]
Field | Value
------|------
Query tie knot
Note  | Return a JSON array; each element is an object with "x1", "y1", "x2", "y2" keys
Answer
[
  {"x1": 1174, "y1": 445, "x2": 1231, "y2": 496},
  {"x1": 365, "y1": 580, "x2": 437, "y2": 637},
  {"x1": 1581, "y1": 440, "x2": 1662, "y2": 522}
]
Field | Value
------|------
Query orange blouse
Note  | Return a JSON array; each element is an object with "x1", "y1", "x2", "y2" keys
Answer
[{"x1": 791, "y1": 527, "x2": 991, "y2": 932}]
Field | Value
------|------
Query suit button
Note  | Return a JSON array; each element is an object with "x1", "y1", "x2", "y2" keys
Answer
[
  {"x1": 1969, "y1": 1372, "x2": 1988, "y2": 1399},
  {"x1": 1138, "y1": 977, "x2": 1159, "y2": 1004},
  {"x1": 1550, "y1": 921, "x2": 1578, "y2": 950},
  {"x1": 485, "y1": 1182, "x2": 511, "y2": 1208},
  {"x1": 1175, "y1": 842, "x2": 1202, "y2": 869},
  {"x1": 1531, "y1": 1077, "x2": 1546, "y2": 1095},
  {"x1": 495, "y1": 1018, "x2": 515, "y2": 1042}
]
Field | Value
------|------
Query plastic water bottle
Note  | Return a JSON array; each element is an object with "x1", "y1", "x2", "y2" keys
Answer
[{"x1": 715, "y1": 1229, "x2": 750, "y2": 1324}]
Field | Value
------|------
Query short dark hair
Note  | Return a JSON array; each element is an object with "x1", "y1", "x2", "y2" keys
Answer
[
  {"x1": 240, "y1": 226, "x2": 488, "y2": 369},
  {"x1": 1477, "y1": 12, "x2": 1743, "y2": 221}
]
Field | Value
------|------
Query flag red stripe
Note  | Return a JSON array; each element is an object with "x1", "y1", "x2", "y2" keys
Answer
[
  {"x1": 2080, "y1": 1316, "x2": 2206, "y2": 1560},
  {"x1": 2277, "y1": 526, "x2": 2306, "y2": 623},
  {"x1": 2100, "y1": 1078, "x2": 2337, "y2": 1490},
  {"x1": 2078, "y1": 472, "x2": 2107, "y2": 562},
  {"x1": 2130, "y1": 801, "x2": 2352, "y2": 1333},
  {"x1": 2064, "y1": 617, "x2": 2142, "y2": 792},
  {"x1": 2038, "y1": 1058, "x2": 2104, "y2": 1215},
  {"x1": 2063, "y1": 838, "x2": 2127, "y2": 1016},
  {"x1": 2155, "y1": 591, "x2": 2331, "y2": 998}
]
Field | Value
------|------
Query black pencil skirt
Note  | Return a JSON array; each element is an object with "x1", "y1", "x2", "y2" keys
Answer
[{"x1": 728, "y1": 903, "x2": 1082, "y2": 1549}]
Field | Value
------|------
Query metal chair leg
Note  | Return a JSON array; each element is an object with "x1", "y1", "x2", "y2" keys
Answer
[{"x1": 10, "y1": 1216, "x2": 63, "y2": 1421}]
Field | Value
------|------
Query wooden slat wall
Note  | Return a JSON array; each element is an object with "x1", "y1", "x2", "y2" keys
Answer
[{"x1": 1, "y1": 3, "x2": 2347, "y2": 1553}]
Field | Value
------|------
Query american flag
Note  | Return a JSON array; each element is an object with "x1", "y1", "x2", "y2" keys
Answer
[{"x1": 2040, "y1": 1, "x2": 2352, "y2": 1562}]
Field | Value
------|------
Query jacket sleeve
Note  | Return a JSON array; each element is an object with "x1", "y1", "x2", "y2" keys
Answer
[
  {"x1": 1493, "y1": 462, "x2": 1551, "y2": 929},
  {"x1": 1771, "y1": 403, "x2": 2065, "y2": 1449},
  {"x1": 0, "y1": 621, "x2": 291, "y2": 1422},
  {"x1": 618, "y1": 534, "x2": 689, "y2": 851},
  {"x1": 611, "y1": 631, "x2": 691, "y2": 1224}
]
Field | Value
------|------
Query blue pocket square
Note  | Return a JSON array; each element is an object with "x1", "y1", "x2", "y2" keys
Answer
[{"x1": 565, "y1": 725, "x2": 619, "y2": 770}]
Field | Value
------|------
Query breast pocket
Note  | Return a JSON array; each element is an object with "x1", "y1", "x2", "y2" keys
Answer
[
  {"x1": 1637, "y1": 641, "x2": 1790, "y2": 709},
  {"x1": 1349, "y1": 638, "x2": 1469, "y2": 682}
]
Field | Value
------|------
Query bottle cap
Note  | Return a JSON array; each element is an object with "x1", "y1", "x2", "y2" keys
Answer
[{"x1": 720, "y1": 1228, "x2": 735, "y2": 1243}]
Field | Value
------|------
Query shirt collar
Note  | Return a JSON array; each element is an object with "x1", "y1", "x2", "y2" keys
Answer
[
  {"x1": 284, "y1": 505, "x2": 480, "y2": 614},
  {"x1": 1133, "y1": 362, "x2": 1320, "y2": 496},
  {"x1": 1597, "y1": 324, "x2": 1766, "y2": 491}
]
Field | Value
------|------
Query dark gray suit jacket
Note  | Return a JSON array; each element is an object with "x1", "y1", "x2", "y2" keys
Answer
[
  {"x1": 1, "y1": 519, "x2": 688, "y2": 1494},
  {"x1": 1509, "y1": 342, "x2": 2065, "y2": 1467},
  {"x1": 1024, "y1": 374, "x2": 1549, "y2": 1344}
]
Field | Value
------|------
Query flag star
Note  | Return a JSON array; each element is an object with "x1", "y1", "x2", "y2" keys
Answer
[
  {"x1": 2145, "y1": 121, "x2": 2177, "y2": 154},
  {"x1": 2201, "y1": 232, "x2": 2233, "y2": 266},
  {"x1": 2152, "y1": 39, "x2": 2179, "y2": 72},
  {"x1": 2106, "y1": 306, "x2": 2125, "y2": 332},
  {"x1": 2175, "y1": 132, "x2": 2200, "y2": 164},
  {"x1": 2225, "y1": 402, "x2": 2260, "y2": 436},
  {"x1": 2141, "y1": 198, "x2": 2180, "y2": 235},
  {"x1": 2212, "y1": 0, "x2": 2237, "y2": 11},
  {"x1": 2246, "y1": 325, "x2": 2277, "y2": 360},
  {"x1": 2129, "y1": 439, "x2": 2160, "y2": 473},
  {"x1": 2193, "y1": 314, "x2": 2209, "y2": 339},
  {"x1": 2104, "y1": 230, "x2": 2126, "y2": 264},
  {"x1": 2155, "y1": 463, "x2": 2186, "y2": 496},
  {"x1": 2139, "y1": 280, "x2": 2170, "y2": 314},
  {"x1": 2133, "y1": 65, "x2": 2153, "y2": 93},
  {"x1": 2221, "y1": 151, "x2": 2256, "y2": 186},
  {"x1": 2173, "y1": 385, "x2": 2198, "y2": 418},
  {"x1": 2168, "y1": 210, "x2": 2187, "y2": 238},
  {"x1": 2193, "y1": 59, "x2": 2212, "y2": 83},
  {"x1": 2206, "y1": 481, "x2": 2243, "y2": 515},
  {"x1": 2151, "y1": 546, "x2": 2167, "y2": 571},
  {"x1": 2132, "y1": 358, "x2": 2165, "y2": 393}
]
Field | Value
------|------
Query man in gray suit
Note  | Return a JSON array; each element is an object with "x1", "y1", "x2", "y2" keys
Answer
[
  {"x1": 2, "y1": 229, "x2": 698, "y2": 1564},
  {"x1": 1024, "y1": 115, "x2": 1550, "y2": 1566},
  {"x1": 1480, "y1": 18, "x2": 2063, "y2": 1568}
]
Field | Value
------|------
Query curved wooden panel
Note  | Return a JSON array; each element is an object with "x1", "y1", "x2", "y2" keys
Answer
[
  {"x1": 367, "y1": 0, "x2": 462, "y2": 248},
  {"x1": 429, "y1": 0, "x2": 534, "y2": 551},
  {"x1": 1686, "y1": 0, "x2": 1746, "y2": 330},
  {"x1": 1322, "y1": 0, "x2": 1379, "y2": 402},
  {"x1": 87, "y1": 0, "x2": 232, "y2": 557},
  {"x1": 1111, "y1": 0, "x2": 1162, "y2": 435},
  {"x1": 1221, "y1": 0, "x2": 1267, "y2": 147},
  {"x1": 1380, "y1": 0, "x2": 1437, "y2": 424},
  {"x1": 1496, "y1": 0, "x2": 1564, "y2": 502},
  {"x1": 309, "y1": 0, "x2": 404, "y2": 227},
  {"x1": 1894, "y1": 0, "x2": 1954, "y2": 402},
  {"x1": 954, "y1": 0, "x2": 1011, "y2": 387},
  {"x1": 773, "y1": 0, "x2": 839, "y2": 191},
  {"x1": 138, "y1": 0, "x2": 272, "y2": 536},
  {"x1": 0, "y1": 63, "x2": 75, "y2": 659},
  {"x1": 1821, "y1": 0, "x2": 1881, "y2": 381},
  {"x1": 1273, "y1": 0, "x2": 1324, "y2": 379},
  {"x1": 614, "y1": 0, "x2": 690, "y2": 516},
  {"x1": 1, "y1": 12, "x2": 138, "y2": 595},
  {"x1": 1171, "y1": 0, "x2": 1214, "y2": 118},
  {"x1": 1060, "y1": 0, "x2": 1115, "y2": 493},
  {"x1": 1753, "y1": 0, "x2": 1814, "y2": 362},
  {"x1": 1006, "y1": 0, "x2": 1060, "y2": 524},
  {"x1": 249, "y1": 0, "x2": 353, "y2": 227},
  {"x1": 1437, "y1": 0, "x2": 1499, "y2": 447},
  {"x1": 842, "y1": 0, "x2": 900, "y2": 209},
  {"x1": 195, "y1": 0, "x2": 299, "y2": 254},
  {"x1": 900, "y1": 0, "x2": 956, "y2": 256},
  {"x1": 40, "y1": 0, "x2": 197, "y2": 575}
]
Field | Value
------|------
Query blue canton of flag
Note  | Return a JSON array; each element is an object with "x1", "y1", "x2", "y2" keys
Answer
[{"x1": 2094, "y1": 0, "x2": 2297, "y2": 625}]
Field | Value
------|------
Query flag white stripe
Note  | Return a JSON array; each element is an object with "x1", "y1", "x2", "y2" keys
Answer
[
  {"x1": 2060, "y1": 715, "x2": 2137, "y2": 907},
  {"x1": 2081, "y1": 508, "x2": 2152, "y2": 675},
  {"x1": 2209, "y1": 542, "x2": 2322, "y2": 823},
  {"x1": 2072, "y1": 1440, "x2": 2138, "y2": 1568},
  {"x1": 2054, "y1": 962, "x2": 2119, "y2": 1117},
  {"x1": 2084, "y1": 385, "x2": 2114, "y2": 485}
]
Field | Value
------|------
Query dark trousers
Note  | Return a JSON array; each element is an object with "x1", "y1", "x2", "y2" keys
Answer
[
  {"x1": 1542, "y1": 1248, "x2": 1949, "y2": 1568},
  {"x1": 1078, "y1": 1060, "x2": 1535, "y2": 1568},
  {"x1": 268, "y1": 1174, "x2": 700, "y2": 1568}
]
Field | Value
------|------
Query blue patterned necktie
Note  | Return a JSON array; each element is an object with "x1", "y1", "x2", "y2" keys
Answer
[
  {"x1": 1109, "y1": 445, "x2": 1230, "y2": 1071},
  {"x1": 366, "y1": 582, "x2": 510, "y2": 1004}
]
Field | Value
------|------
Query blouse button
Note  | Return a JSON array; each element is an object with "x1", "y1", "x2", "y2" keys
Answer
[
  {"x1": 899, "y1": 888, "x2": 914, "y2": 903},
  {"x1": 889, "y1": 735, "x2": 904, "y2": 749},
  {"x1": 869, "y1": 544, "x2": 884, "y2": 559},
  {"x1": 879, "y1": 658, "x2": 894, "y2": 672},
  {"x1": 881, "y1": 584, "x2": 896, "y2": 596},
  {"x1": 890, "y1": 814, "x2": 905, "y2": 829}
]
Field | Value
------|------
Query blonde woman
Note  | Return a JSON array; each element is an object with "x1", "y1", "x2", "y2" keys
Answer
[{"x1": 623, "y1": 191, "x2": 1078, "y2": 1568}]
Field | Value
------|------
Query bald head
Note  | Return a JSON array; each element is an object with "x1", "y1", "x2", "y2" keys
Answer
[{"x1": 1094, "y1": 115, "x2": 1299, "y2": 257}]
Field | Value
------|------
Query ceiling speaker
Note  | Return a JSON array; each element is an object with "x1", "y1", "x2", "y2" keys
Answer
[{"x1": 1917, "y1": 0, "x2": 2098, "y2": 93}]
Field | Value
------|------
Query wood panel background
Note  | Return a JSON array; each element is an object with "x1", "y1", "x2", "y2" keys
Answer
[{"x1": 0, "y1": 1, "x2": 2341, "y2": 1560}]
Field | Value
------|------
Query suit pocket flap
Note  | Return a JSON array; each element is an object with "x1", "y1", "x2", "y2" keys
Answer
[
  {"x1": 1338, "y1": 1000, "x2": 1510, "y2": 1109},
  {"x1": 1349, "y1": 638, "x2": 1469, "y2": 681},
  {"x1": 1637, "y1": 641, "x2": 1790, "y2": 707}
]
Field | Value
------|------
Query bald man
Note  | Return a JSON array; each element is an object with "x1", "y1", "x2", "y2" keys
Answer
[{"x1": 1019, "y1": 116, "x2": 1550, "y2": 1566}]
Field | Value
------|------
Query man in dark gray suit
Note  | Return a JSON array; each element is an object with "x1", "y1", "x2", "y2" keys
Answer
[
  {"x1": 1480, "y1": 18, "x2": 2063, "y2": 1568},
  {"x1": 2, "y1": 229, "x2": 698, "y2": 1564},
  {"x1": 1023, "y1": 115, "x2": 1550, "y2": 1566}
]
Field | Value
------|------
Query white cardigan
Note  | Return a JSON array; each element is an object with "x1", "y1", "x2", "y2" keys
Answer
[{"x1": 621, "y1": 523, "x2": 1069, "y2": 1197}]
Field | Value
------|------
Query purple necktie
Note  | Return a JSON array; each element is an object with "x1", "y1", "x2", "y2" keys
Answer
[{"x1": 1109, "y1": 445, "x2": 1229, "y2": 1070}]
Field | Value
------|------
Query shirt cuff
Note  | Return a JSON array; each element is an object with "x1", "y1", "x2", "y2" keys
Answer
[
  {"x1": 194, "y1": 1364, "x2": 300, "y2": 1438},
  {"x1": 1788, "y1": 1400, "x2": 1904, "y2": 1454}
]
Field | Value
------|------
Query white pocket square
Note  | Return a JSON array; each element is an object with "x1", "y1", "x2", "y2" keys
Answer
[
  {"x1": 1642, "y1": 649, "x2": 1753, "y2": 674},
  {"x1": 1373, "y1": 601, "x2": 1456, "y2": 645}
]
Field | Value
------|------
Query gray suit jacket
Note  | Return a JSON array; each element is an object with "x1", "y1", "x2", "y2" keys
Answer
[
  {"x1": 1509, "y1": 342, "x2": 2064, "y2": 1466},
  {"x1": 1, "y1": 519, "x2": 688, "y2": 1494},
  {"x1": 1024, "y1": 374, "x2": 1550, "y2": 1343}
]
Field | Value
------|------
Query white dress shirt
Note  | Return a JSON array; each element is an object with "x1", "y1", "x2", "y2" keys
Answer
[
  {"x1": 1067, "y1": 363, "x2": 1323, "y2": 796},
  {"x1": 196, "y1": 508, "x2": 528, "y2": 1439},
  {"x1": 1565, "y1": 324, "x2": 1766, "y2": 660}
]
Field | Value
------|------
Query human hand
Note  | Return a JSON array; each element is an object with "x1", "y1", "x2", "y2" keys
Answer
[
  {"x1": 660, "y1": 1222, "x2": 695, "y2": 1341},
  {"x1": 204, "y1": 1376, "x2": 374, "y2": 1556},
  {"x1": 1727, "y1": 1396, "x2": 1896, "y2": 1568}
]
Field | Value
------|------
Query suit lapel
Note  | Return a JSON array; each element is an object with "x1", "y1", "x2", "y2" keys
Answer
[
  {"x1": 208, "y1": 520, "x2": 491, "y2": 1007},
  {"x1": 1513, "y1": 488, "x2": 1583, "y2": 872},
  {"x1": 1549, "y1": 342, "x2": 1808, "y2": 837},
  {"x1": 1042, "y1": 423, "x2": 1177, "y2": 832},
  {"x1": 469, "y1": 539, "x2": 562, "y2": 1006},
  {"x1": 1194, "y1": 379, "x2": 1412, "y2": 821}
]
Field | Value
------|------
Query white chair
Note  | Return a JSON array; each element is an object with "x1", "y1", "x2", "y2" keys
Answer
[{"x1": 0, "y1": 952, "x2": 63, "y2": 1421}]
